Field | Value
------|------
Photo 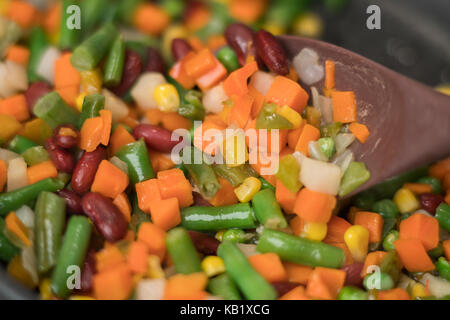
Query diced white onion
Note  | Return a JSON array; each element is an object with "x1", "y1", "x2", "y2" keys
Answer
[
  {"x1": 202, "y1": 83, "x2": 229, "y2": 114},
  {"x1": 308, "y1": 141, "x2": 328, "y2": 162},
  {"x1": 103, "y1": 89, "x2": 129, "y2": 123},
  {"x1": 36, "y1": 46, "x2": 61, "y2": 84},
  {"x1": 21, "y1": 246, "x2": 39, "y2": 286},
  {"x1": 15, "y1": 205, "x2": 35, "y2": 230},
  {"x1": 237, "y1": 243, "x2": 259, "y2": 257},
  {"x1": 293, "y1": 48, "x2": 324, "y2": 85},
  {"x1": 295, "y1": 152, "x2": 341, "y2": 195},
  {"x1": 7, "y1": 157, "x2": 28, "y2": 191},
  {"x1": 109, "y1": 156, "x2": 129, "y2": 175},
  {"x1": 0, "y1": 63, "x2": 17, "y2": 98},
  {"x1": 136, "y1": 278, "x2": 166, "y2": 300},
  {"x1": 131, "y1": 72, "x2": 167, "y2": 110},
  {"x1": 332, "y1": 149, "x2": 354, "y2": 175},
  {"x1": 249, "y1": 71, "x2": 275, "y2": 95},
  {"x1": 311, "y1": 87, "x2": 333, "y2": 125},
  {"x1": 0, "y1": 148, "x2": 20, "y2": 165},
  {"x1": 335, "y1": 133, "x2": 355, "y2": 154},
  {"x1": 420, "y1": 273, "x2": 450, "y2": 298},
  {"x1": 5, "y1": 60, "x2": 27, "y2": 92}
]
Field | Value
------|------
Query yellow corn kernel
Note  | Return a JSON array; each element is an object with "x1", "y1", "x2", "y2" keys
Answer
[
  {"x1": 0, "y1": 0, "x2": 11, "y2": 15},
  {"x1": 201, "y1": 256, "x2": 225, "y2": 277},
  {"x1": 436, "y1": 84, "x2": 450, "y2": 96},
  {"x1": 76, "y1": 92, "x2": 87, "y2": 111},
  {"x1": 147, "y1": 255, "x2": 165, "y2": 279},
  {"x1": 39, "y1": 278, "x2": 53, "y2": 300},
  {"x1": 293, "y1": 12, "x2": 324, "y2": 38},
  {"x1": 305, "y1": 106, "x2": 321, "y2": 128},
  {"x1": 301, "y1": 221, "x2": 328, "y2": 241},
  {"x1": 153, "y1": 84, "x2": 180, "y2": 113},
  {"x1": 234, "y1": 177, "x2": 261, "y2": 203},
  {"x1": 80, "y1": 69, "x2": 103, "y2": 94},
  {"x1": 0, "y1": 114, "x2": 21, "y2": 144},
  {"x1": 215, "y1": 230, "x2": 225, "y2": 242},
  {"x1": 262, "y1": 21, "x2": 285, "y2": 36},
  {"x1": 221, "y1": 129, "x2": 248, "y2": 167},
  {"x1": 393, "y1": 188, "x2": 420, "y2": 214},
  {"x1": 411, "y1": 282, "x2": 428, "y2": 299},
  {"x1": 344, "y1": 225, "x2": 369, "y2": 262},
  {"x1": 69, "y1": 295, "x2": 96, "y2": 300},
  {"x1": 277, "y1": 105, "x2": 303, "y2": 129},
  {"x1": 20, "y1": 118, "x2": 53, "y2": 145}
]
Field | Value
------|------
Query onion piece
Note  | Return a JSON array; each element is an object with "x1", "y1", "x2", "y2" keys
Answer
[
  {"x1": 36, "y1": 46, "x2": 61, "y2": 84},
  {"x1": 7, "y1": 157, "x2": 28, "y2": 191},
  {"x1": 5, "y1": 60, "x2": 28, "y2": 92},
  {"x1": 293, "y1": 48, "x2": 324, "y2": 85},
  {"x1": 202, "y1": 83, "x2": 229, "y2": 114},
  {"x1": 131, "y1": 72, "x2": 167, "y2": 110},
  {"x1": 136, "y1": 278, "x2": 166, "y2": 300},
  {"x1": 308, "y1": 141, "x2": 328, "y2": 162},
  {"x1": 335, "y1": 133, "x2": 356, "y2": 154},
  {"x1": 21, "y1": 246, "x2": 39, "y2": 285},
  {"x1": 15, "y1": 205, "x2": 35, "y2": 230},
  {"x1": 0, "y1": 148, "x2": 20, "y2": 164},
  {"x1": 295, "y1": 151, "x2": 341, "y2": 195},
  {"x1": 103, "y1": 89, "x2": 129, "y2": 123},
  {"x1": 0, "y1": 63, "x2": 17, "y2": 98},
  {"x1": 332, "y1": 149, "x2": 354, "y2": 175},
  {"x1": 237, "y1": 243, "x2": 259, "y2": 257},
  {"x1": 419, "y1": 273, "x2": 450, "y2": 298},
  {"x1": 249, "y1": 71, "x2": 275, "y2": 95},
  {"x1": 311, "y1": 87, "x2": 333, "y2": 125}
]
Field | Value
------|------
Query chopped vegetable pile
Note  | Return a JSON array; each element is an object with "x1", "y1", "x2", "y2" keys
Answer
[{"x1": 1, "y1": 0, "x2": 450, "y2": 301}]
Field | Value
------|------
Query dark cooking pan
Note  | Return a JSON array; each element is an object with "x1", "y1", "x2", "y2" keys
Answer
[{"x1": 1, "y1": 0, "x2": 449, "y2": 300}]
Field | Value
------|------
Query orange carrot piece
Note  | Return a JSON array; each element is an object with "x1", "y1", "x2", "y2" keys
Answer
[
  {"x1": 377, "y1": 288, "x2": 410, "y2": 300},
  {"x1": 287, "y1": 125, "x2": 304, "y2": 150},
  {"x1": 137, "y1": 222, "x2": 166, "y2": 261},
  {"x1": 7, "y1": 0, "x2": 36, "y2": 28},
  {"x1": 113, "y1": 192, "x2": 132, "y2": 223},
  {"x1": 265, "y1": 76, "x2": 309, "y2": 113},
  {"x1": 149, "y1": 197, "x2": 181, "y2": 231},
  {"x1": 43, "y1": 2, "x2": 61, "y2": 34},
  {"x1": 5, "y1": 211, "x2": 31, "y2": 246},
  {"x1": 289, "y1": 215, "x2": 304, "y2": 236},
  {"x1": 294, "y1": 123, "x2": 320, "y2": 156},
  {"x1": 306, "y1": 267, "x2": 346, "y2": 300},
  {"x1": 169, "y1": 59, "x2": 196, "y2": 90},
  {"x1": 161, "y1": 112, "x2": 192, "y2": 131},
  {"x1": 195, "y1": 58, "x2": 228, "y2": 91},
  {"x1": 207, "y1": 35, "x2": 226, "y2": 51},
  {"x1": 91, "y1": 160, "x2": 129, "y2": 199},
  {"x1": 136, "y1": 178, "x2": 162, "y2": 212},
  {"x1": 96, "y1": 245, "x2": 126, "y2": 273},
  {"x1": 394, "y1": 238, "x2": 435, "y2": 272},
  {"x1": 184, "y1": 48, "x2": 217, "y2": 79},
  {"x1": 284, "y1": 262, "x2": 313, "y2": 285},
  {"x1": 6, "y1": 45, "x2": 30, "y2": 66},
  {"x1": 323, "y1": 216, "x2": 352, "y2": 244},
  {"x1": 127, "y1": 241, "x2": 149, "y2": 274},
  {"x1": 133, "y1": 3, "x2": 170, "y2": 36},
  {"x1": 209, "y1": 177, "x2": 239, "y2": 207},
  {"x1": 193, "y1": 120, "x2": 226, "y2": 156},
  {"x1": 248, "y1": 253, "x2": 287, "y2": 283},
  {"x1": 148, "y1": 149, "x2": 175, "y2": 173},
  {"x1": 0, "y1": 159, "x2": 6, "y2": 192},
  {"x1": 361, "y1": 251, "x2": 388, "y2": 277},
  {"x1": 324, "y1": 60, "x2": 335, "y2": 90},
  {"x1": 93, "y1": 263, "x2": 133, "y2": 300},
  {"x1": 354, "y1": 211, "x2": 384, "y2": 243},
  {"x1": 223, "y1": 61, "x2": 258, "y2": 97},
  {"x1": 275, "y1": 178, "x2": 297, "y2": 214},
  {"x1": 54, "y1": 53, "x2": 81, "y2": 89},
  {"x1": 145, "y1": 108, "x2": 165, "y2": 126},
  {"x1": 228, "y1": 94, "x2": 253, "y2": 128},
  {"x1": 56, "y1": 85, "x2": 79, "y2": 108},
  {"x1": 399, "y1": 213, "x2": 440, "y2": 251},
  {"x1": 248, "y1": 84, "x2": 264, "y2": 118},
  {"x1": 349, "y1": 122, "x2": 370, "y2": 143},
  {"x1": 443, "y1": 240, "x2": 450, "y2": 261},
  {"x1": 163, "y1": 273, "x2": 208, "y2": 300},
  {"x1": 230, "y1": 0, "x2": 266, "y2": 23},
  {"x1": 294, "y1": 188, "x2": 336, "y2": 223},
  {"x1": 429, "y1": 157, "x2": 450, "y2": 180},
  {"x1": 185, "y1": 3, "x2": 210, "y2": 32},
  {"x1": 99, "y1": 110, "x2": 112, "y2": 146},
  {"x1": 157, "y1": 169, "x2": 193, "y2": 208},
  {"x1": 332, "y1": 91, "x2": 357, "y2": 123},
  {"x1": 109, "y1": 125, "x2": 136, "y2": 156},
  {"x1": 0, "y1": 94, "x2": 30, "y2": 122},
  {"x1": 279, "y1": 286, "x2": 310, "y2": 300},
  {"x1": 79, "y1": 116, "x2": 103, "y2": 152},
  {"x1": 403, "y1": 182, "x2": 433, "y2": 195},
  {"x1": 26, "y1": 160, "x2": 58, "y2": 185}
]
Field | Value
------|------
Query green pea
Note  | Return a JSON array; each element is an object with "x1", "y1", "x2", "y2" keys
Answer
[
  {"x1": 222, "y1": 229, "x2": 248, "y2": 243},
  {"x1": 317, "y1": 137, "x2": 335, "y2": 159},
  {"x1": 428, "y1": 243, "x2": 444, "y2": 259},
  {"x1": 363, "y1": 272, "x2": 394, "y2": 291},
  {"x1": 382, "y1": 230, "x2": 399, "y2": 251},
  {"x1": 337, "y1": 286, "x2": 368, "y2": 300},
  {"x1": 417, "y1": 176, "x2": 442, "y2": 194},
  {"x1": 353, "y1": 190, "x2": 376, "y2": 210},
  {"x1": 372, "y1": 199, "x2": 399, "y2": 219},
  {"x1": 216, "y1": 46, "x2": 240, "y2": 73},
  {"x1": 436, "y1": 257, "x2": 450, "y2": 281}
]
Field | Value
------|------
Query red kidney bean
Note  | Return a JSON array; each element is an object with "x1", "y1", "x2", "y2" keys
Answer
[
  {"x1": 53, "y1": 124, "x2": 79, "y2": 149},
  {"x1": 225, "y1": 23, "x2": 259, "y2": 66},
  {"x1": 193, "y1": 192, "x2": 212, "y2": 207},
  {"x1": 145, "y1": 47, "x2": 165, "y2": 73},
  {"x1": 45, "y1": 138, "x2": 75, "y2": 173},
  {"x1": 71, "y1": 146, "x2": 106, "y2": 195},
  {"x1": 76, "y1": 248, "x2": 96, "y2": 294},
  {"x1": 133, "y1": 124, "x2": 182, "y2": 153},
  {"x1": 255, "y1": 29, "x2": 289, "y2": 75},
  {"x1": 81, "y1": 192, "x2": 128, "y2": 243},
  {"x1": 171, "y1": 38, "x2": 193, "y2": 61},
  {"x1": 272, "y1": 282, "x2": 300, "y2": 298},
  {"x1": 111, "y1": 50, "x2": 142, "y2": 96},
  {"x1": 187, "y1": 231, "x2": 220, "y2": 256},
  {"x1": 419, "y1": 193, "x2": 444, "y2": 215},
  {"x1": 341, "y1": 262, "x2": 364, "y2": 288},
  {"x1": 25, "y1": 82, "x2": 52, "y2": 113},
  {"x1": 57, "y1": 188, "x2": 83, "y2": 215}
]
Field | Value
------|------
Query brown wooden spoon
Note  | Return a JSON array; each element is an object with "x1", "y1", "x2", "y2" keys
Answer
[{"x1": 279, "y1": 35, "x2": 450, "y2": 197}]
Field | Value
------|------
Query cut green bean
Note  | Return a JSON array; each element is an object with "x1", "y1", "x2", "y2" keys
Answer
[
  {"x1": 80, "y1": 0, "x2": 107, "y2": 31},
  {"x1": 178, "y1": 90, "x2": 205, "y2": 121},
  {"x1": 252, "y1": 189, "x2": 287, "y2": 228},
  {"x1": 208, "y1": 273, "x2": 242, "y2": 300},
  {"x1": 27, "y1": 27, "x2": 48, "y2": 83},
  {"x1": 8, "y1": 135, "x2": 38, "y2": 154},
  {"x1": 166, "y1": 228, "x2": 202, "y2": 275},
  {"x1": 436, "y1": 257, "x2": 450, "y2": 281},
  {"x1": 259, "y1": 177, "x2": 275, "y2": 191},
  {"x1": 78, "y1": 93, "x2": 105, "y2": 128},
  {"x1": 103, "y1": 35, "x2": 125, "y2": 86},
  {"x1": 115, "y1": 139, "x2": 155, "y2": 184},
  {"x1": 416, "y1": 176, "x2": 442, "y2": 194},
  {"x1": 213, "y1": 164, "x2": 258, "y2": 187},
  {"x1": 33, "y1": 92, "x2": 80, "y2": 129},
  {"x1": 59, "y1": 0, "x2": 81, "y2": 50},
  {"x1": 436, "y1": 203, "x2": 450, "y2": 232}
]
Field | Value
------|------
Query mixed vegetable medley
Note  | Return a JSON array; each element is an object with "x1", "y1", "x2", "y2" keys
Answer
[{"x1": 0, "y1": 0, "x2": 449, "y2": 301}]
